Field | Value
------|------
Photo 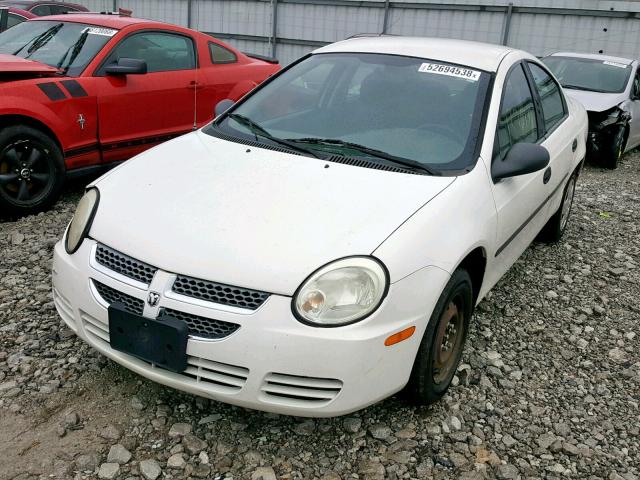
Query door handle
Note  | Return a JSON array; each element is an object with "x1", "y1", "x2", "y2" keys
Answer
[
  {"x1": 188, "y1": 81, "x2": 205, "y2": 91},
  {"x1": 543, "y1": 167, "x2": 552, "y2": 184},
  {"x1": 572, "y1": 138, "x2": 578, "y2": 152}
]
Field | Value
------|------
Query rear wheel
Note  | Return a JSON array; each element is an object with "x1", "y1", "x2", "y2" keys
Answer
[
  {"x1": 404, "y1": 269, "x2": 473, "y2": 405},
  {"x1": 601, "y1": 125, "x2": 626, "y2": 169},
  {"x1": 539, "y1": 172, "x2": 577, "y2": 243},
  {"x1": 0, "y1": 125, "x2": 64, "y2": 217}
]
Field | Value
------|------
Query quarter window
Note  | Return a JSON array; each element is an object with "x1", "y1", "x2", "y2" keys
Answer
[
  {"x1": 29, "y1": 5, "x2": 52, "y2": 16},
  {"x1": 528, "y1": 63, "x2": 566, "y2": 132},
  {"x1": 106, "y1": 32, "x2": 196, "y2": 73},
  {"x1": 496, "y1": 64, "x2": 538, "y2": 160},
  {"x1": 209, "y1": 42, "x2": 237, "y2": 63},
  {"x1": 7, "y1": 13, "x2": 26, "y2": 28}
]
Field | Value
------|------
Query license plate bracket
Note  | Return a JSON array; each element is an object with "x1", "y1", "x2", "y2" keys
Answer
[{"x1": 108, "y1": 302, "x2": 188, "y2": 373}]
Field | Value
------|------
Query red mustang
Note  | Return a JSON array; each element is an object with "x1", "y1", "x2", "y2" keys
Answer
[{"x1": 0, "y1": 14, "x2": 280, "y2": 216}]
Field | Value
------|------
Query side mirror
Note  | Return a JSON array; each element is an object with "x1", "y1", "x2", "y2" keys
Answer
[
  {"x1": 492, "y1": 143, "x2": 550, "y2": 182},
  {"x1": 215, "y1": 99, "x2": 235, "y2": 118},
  {"x1": 105, "y1": 58, "x2": 147, "y2": 75}
]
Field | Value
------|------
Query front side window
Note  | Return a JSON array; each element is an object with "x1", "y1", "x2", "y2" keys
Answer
[
  {"x1": 0, "y1": 20, "x2": 114, "y2": 76},
  {"x1": 496, "y1": 64, "x2": 538, "y2": 160},
  {"x1": 528, "y1": 62, "x2": 565, "y2": 133},
  {"x1": 632, "y1": 69, "x2": 640, "y2": 99},
  {"x1": 104, "y1": 31, "x2": 196, "y2": 73},
  {"x1": 208, "y1": 52, "x2": 491, "y2": 172},
  {"x1": 29, "y1": 5, "x2": 52, "y2": 16},
  {"x1": 543, "y1": 56, "x2": 632, "y2": 94}
]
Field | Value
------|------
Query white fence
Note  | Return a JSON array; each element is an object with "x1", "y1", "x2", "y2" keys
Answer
[{"x1": 81, "y1": 0, "x2": 640, "y2": 65}]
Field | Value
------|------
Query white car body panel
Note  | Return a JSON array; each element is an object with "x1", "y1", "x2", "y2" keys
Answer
[
  {"x1": 90, "y1": 131, "x2": 454, "y2": 295},
  {"x1": 53, "y1": 37, "x2": 589, "y2": 416}
]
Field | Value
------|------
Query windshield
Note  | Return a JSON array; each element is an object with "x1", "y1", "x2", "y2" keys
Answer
[
  {"x1": 543, "y1": 56, "x2": 632, "y2": 94},
  {"x1": 0, "y1": 20, "x2": 115, "y2": 76},
  {"x1": 208, "y1": 53, "x2": 491, "y2": 172}
]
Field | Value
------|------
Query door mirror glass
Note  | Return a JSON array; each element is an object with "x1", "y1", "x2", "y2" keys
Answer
[
  {"x1": 105, "y1": 58, "x2": 148, "y2": 75},
  {"x1": 215, "y1": 99, "x2": 235, "y2": 117},
  {"x1": 492, "y1": 143, "x2": 550, "y2": 181}
]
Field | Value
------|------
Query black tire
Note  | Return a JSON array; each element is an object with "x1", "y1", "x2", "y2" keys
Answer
[
  {"x1": 601, "y1": 125, "x2": 626, "y2": 169},
  {"x1": 538, "y1": 171, "x2": 577, "y2": 243},
  {"x1": 404, "y1": 269, "x2": 473, "y2": 405},
  {"x1": 0, "y1": 125, "x2": 65, "y2": 217}
]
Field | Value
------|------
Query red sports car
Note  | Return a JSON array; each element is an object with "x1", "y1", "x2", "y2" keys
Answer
[
  {"x1": 0, "y1": 1, "x2": 88, "y2": 31},
  {"x1": 0, "y1": 13, "x2": 280, "y2": 216}
]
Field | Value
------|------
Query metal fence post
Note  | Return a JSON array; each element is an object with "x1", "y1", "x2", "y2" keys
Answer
[
  {"x1": 187, "y1": 0, "x2": 193, "y2": 28},
  {"x1": 501, "y1": 2, "x2": 513, "y2": 45},
  {"x1": 271, "y1": 0, "x2": 279, "y2": 58},
  {"x1": 112, "y1": 0, "x2": 117, "y2": 12},
  {"x1": 382, "y1": 0, "x2": 390, "y2": 34}
]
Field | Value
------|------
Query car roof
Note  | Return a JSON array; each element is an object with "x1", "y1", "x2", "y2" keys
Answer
[
  {"x1": 314, "y1": 36, "x2": 516, "y2": 72},
  {"x1": 30, "y1": 13, "x2": 157, "y2": 29},
  {"x1": 1, "y1": 1, "x2": 81, "y2": 6},
  {"x1": 549, "y1": 51, "x2": 635, "y2": 66}
]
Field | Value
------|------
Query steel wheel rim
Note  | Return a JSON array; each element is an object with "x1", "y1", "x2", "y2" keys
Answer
[
  {"x1": 432, "y1": 296, "x2": 465, "y2": 384},
  {"x1": 0, "y1": 139, "x2": 53, "y2": 206},
  {"x1": 560, "y1": 177, "x2": 575, "y2": 231}
]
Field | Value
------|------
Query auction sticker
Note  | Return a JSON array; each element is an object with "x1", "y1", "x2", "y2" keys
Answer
[
  {"x1": 86, "y1": 27, "x2": 118, "y2": 37},
  {"x1": 419, "y1": 62, "x2": 481, "y2": 81},
  {"x1": 603, "y1": 61, "x2": 627, "y2": 68}
]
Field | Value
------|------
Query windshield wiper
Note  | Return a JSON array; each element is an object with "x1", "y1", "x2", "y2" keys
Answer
[
  {"x1": 14, "y1": 23, "x2": 64, "y2": 58},
  {"x1": 56, "y1": 29, "x2": 89, "y2": 74},
  {"x1": 562, "y1": 84, "x2": 609, "y2": 93},
  {"x1": 286, "y1": 137, "x2": 437, "y2": 175},
  {"x1": 225, "y1": 113, "x2": 320, "y2": 158}
]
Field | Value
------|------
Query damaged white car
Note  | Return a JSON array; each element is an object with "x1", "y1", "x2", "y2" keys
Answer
[
  {"x1": 53, "y1": 37, "x2": 587, "y2": 417},
  {"x1": 544, "y1": 52, "x2": 640, "y2": 169}
]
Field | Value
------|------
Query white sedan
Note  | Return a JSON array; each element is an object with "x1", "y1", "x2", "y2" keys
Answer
[{"x1": 52, "y1": 36, "x2": 588, "y2": 417}]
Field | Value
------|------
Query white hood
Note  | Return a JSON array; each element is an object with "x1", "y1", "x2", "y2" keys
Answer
[
  {"x1": 90, "y1": 131, "x2": 455, "y2": 295},
  {"x1": 563, "y1": 89, "x2": 627, "y2": 113}
]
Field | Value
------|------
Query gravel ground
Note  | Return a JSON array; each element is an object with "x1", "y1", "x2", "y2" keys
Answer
[{"x1": 0, "y1": 154, "x2": 638, "y2": 480}]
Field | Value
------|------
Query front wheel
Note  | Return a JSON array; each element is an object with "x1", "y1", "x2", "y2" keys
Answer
[
  {"x1": 0, "y1": 125, "x2": 65, "y2": 217},
  {"x1": 404, "y1": 269, "x2": 473, "y2": 405},
  {"x1": 600, "y1": 125, "x2": 626, "y2": 169}
]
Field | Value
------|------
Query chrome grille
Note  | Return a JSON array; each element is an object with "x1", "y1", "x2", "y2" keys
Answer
[
  {"x1": 95, "y1": 243, "x2": 157, "y2": 285},
  {"x1": 93, "y1": 281, "x2": 144, "y2": 315},
  {"x1": 172, "y1": 275, "x2": 269, "y2": 310},
  {"x1": 161, "y1": 308, "x2": 240, "y2": 340}
]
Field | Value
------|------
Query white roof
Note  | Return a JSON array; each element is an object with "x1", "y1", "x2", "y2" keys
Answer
[
  {"x1": 549, "y1": 51, "x2": 635, "y2": 65},
  {"x1": 314, "y1": 36, "x2": 516, "y2": 72}
]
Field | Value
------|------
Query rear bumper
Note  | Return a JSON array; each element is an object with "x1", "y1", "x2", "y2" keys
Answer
[{"x1": 52, "y1": 239, "x2": 449, "y2": 417}]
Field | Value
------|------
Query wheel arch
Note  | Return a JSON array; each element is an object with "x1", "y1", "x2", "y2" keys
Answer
[
  {"x1": 0, "y1": 114, "x2": 63, "y2": 153},
  {"x1": 455, "y1": 246, "x2": 487, "y2": 305}
]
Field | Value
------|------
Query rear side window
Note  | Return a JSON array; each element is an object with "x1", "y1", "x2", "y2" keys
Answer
[
  {"x1": 29, "y1": 5, "x2": 52, "y2": 15},
  {"x1": 209, "y1": 42, "x2": 237, "y2": 64},
  {"x1": 528, "y1": 62, "x2": 566, "y2": 132},
  {"x1": 496, "y1": 64, "x2": 538, "y2": 160},
  {"x1": 7, "y1": 13, "x2": 26, "y2": 28}
]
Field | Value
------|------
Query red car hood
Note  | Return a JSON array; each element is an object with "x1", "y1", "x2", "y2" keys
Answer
[{"x1": 0, "y1": 54, "x2": 59, "y2": 75}]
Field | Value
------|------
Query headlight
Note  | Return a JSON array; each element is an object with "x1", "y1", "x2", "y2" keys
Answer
[
  {"x1": 293, "y1": 257, "x2": 388, "y2": 327},
  {"x1": 65, "y1": 188, "x2": 99, "y2": 254}
]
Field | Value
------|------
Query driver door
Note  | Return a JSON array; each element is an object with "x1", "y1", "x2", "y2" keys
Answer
[
  {"x1": 93, "y1": 30, "x2": 197, "y2": 163},
  {"x1": 626, "y1": 67, "x2": 640, "y2": 149},
  {"x1": 487, "y1": 63, "x2": 550, "y2": 283}
]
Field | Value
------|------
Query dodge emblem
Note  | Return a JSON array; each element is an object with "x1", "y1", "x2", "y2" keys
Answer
[{"x1": 147, "y1": 292, "x2": 160, "y2": 307}]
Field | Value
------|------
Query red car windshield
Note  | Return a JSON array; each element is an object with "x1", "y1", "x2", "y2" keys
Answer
[{"x1": 0, "y1": 20, "x2": 115, "y2": 76}]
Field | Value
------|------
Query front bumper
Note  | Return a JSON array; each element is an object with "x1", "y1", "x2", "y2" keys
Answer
[{"x1": 52, "y1": 239, "x2": 450, "y2": 417}]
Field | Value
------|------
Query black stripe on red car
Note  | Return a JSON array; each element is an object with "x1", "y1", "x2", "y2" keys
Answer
[
  {"x1": 60, "y1": 80, "x2": 88, "y2": 98},
  {"x1": 65, "y1": 132, "x2": 189, "y2": 158},
  {"x1": 37, "y1": 82, "x2": 67, "y2": 101}
]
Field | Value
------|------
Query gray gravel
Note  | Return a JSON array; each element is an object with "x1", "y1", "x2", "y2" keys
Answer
[{"x1": 0, "y1": 154, "x2": 638, "y2": 480}]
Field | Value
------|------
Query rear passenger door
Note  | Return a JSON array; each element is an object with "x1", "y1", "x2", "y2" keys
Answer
[
  {"x1": 525, "y1": 61, "x2": 575, "y2": 219},
  {"x1": 93, "y1": 30, "x2": 197, "y2": 163}
]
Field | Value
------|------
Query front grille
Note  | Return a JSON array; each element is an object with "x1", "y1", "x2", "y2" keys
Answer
[
  {"x1": 93, "y1": 280, "x2": 144, "y2": 315},
  {"x1": 261, "y1": 373, "x2": 343, "y2": 407},
  {"x1": 172, "y1": 275, "x2": 269, "y2": 310},
  {"x1": 95, "y1": 243, "x2": 157, "y2": 285},
  {"x1": 161, "y1": 308, "x2": 240, "y2": 340}
]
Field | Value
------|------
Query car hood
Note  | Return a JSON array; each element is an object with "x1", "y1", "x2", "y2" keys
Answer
[
  {"x1": 0, "y1": 54, "x2": 59, "y2": 76},
  {"x1": 90, "y1": 131, "x2": 455, "y2": 295},
  {"x1": 563, "y1": 88, "x2": 627, "y2": 113}
]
